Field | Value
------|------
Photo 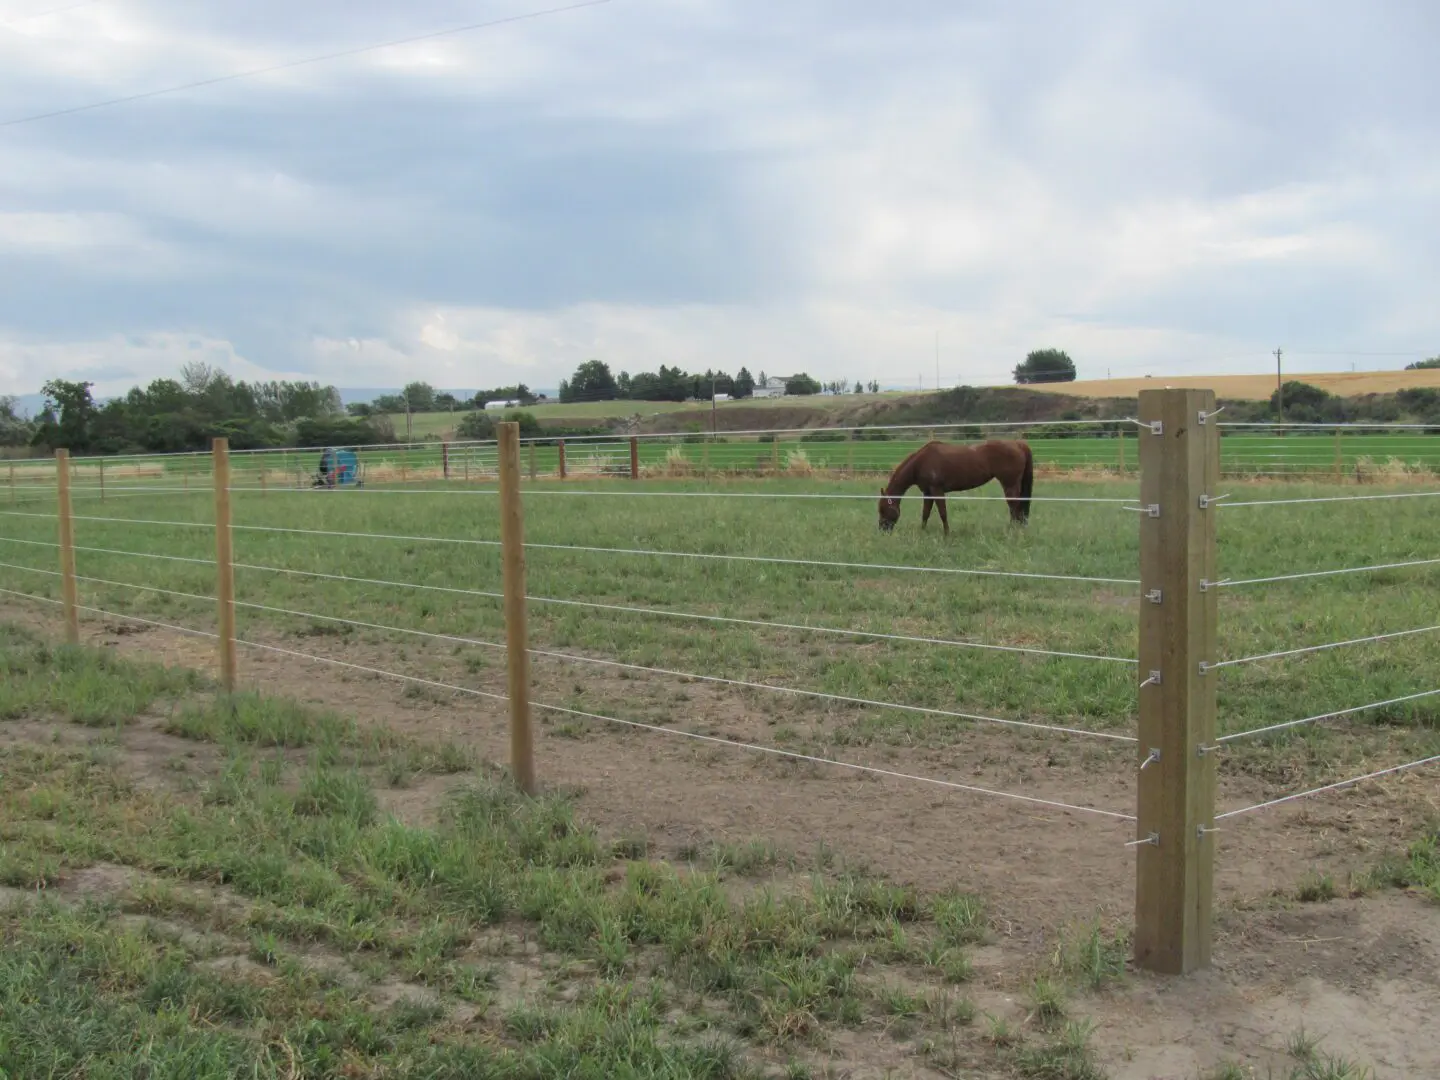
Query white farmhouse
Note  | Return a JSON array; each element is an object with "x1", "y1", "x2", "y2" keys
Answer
[{"x1": 751, "y1": 375, "x2": 792, "y2": 399}]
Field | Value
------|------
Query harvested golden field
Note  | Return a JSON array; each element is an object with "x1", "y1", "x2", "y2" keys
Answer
[{"x1": 1028, "y1": 368, "x2": 1440, "y2": 400}]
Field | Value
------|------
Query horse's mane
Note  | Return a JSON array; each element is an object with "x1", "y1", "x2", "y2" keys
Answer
[{"x1": 884, "y1": 440, "x2": 938, "y2": 492}]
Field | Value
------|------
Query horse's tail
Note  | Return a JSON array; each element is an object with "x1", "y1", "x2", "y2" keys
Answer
[{"x1": 1018, "y1": 442, "x2": 1034, "y2": 521}]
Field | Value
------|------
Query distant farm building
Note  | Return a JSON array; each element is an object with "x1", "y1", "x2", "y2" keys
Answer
[
  {"x1": 484, "y1": 400, "x2": 521, "y2": 411},
  {"x1": 751, "y1": 376, "x2": 792, "y2": 399}
]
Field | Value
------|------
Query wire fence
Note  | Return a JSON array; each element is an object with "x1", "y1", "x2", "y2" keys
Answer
[
  {"x1": 5, "y1": 403, "x2": 1440, "y2": 975},
  {"x1": 10, "y1": 415, "x2": 1440, "y2": 497}
]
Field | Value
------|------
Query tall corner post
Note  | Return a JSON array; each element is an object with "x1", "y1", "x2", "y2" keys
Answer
[
  {"x1": 212, "y1": 437, "x2": 238, "y2": 694},
  {"x1": 629, "y1": 436, "x2": 639, "y2": 480},
  {"x1": 1134, "y1": 388, "x2": 1220, "y2": 974},
  {"x1": 54, "y1": 448, "x2": 79, "y2": 645},
  {"x1": 497, "y1": 422, "x2": 536, "y2": 795}
]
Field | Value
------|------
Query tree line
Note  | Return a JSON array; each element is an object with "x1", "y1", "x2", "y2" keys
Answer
[
  {"x1": 1, "y1": 363, "x2": 391, "y2": 454},
  {"x1": 557, "y1": 360, "x2": 877, "y2": 403}
]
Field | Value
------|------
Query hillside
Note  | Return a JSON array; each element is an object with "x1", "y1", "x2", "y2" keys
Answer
[
  {"x1": 385, "y1": 368, "x2": 1440, "y2": 440},
  {"x1": 1023, "y1": 369, "x2": 1440, "y2": 400}
]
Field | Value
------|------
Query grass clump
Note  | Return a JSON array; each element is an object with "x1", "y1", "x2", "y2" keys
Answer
[
  {"x1": 0, "y1": 623, "x2": 199, "y2": 726},
  {"x1": 1051, "y1": 920, "x2": 1128, "y2": 991}
]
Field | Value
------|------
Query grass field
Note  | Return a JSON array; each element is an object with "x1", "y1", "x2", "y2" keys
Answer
[
  {"x1": 369, "y1": 369, "x2": 1440, "y2": 436},
  {"x1": 2, "y1": 473, "x2": 1438, "y2": 1075},
  {"x1": 10, "y1": 430, "x2": 1440, "y2": 498},
  {"x1": 1020, "y1": 368, "x2": 1440, "y2": 400},
  {"x1": 385, "y1": 392, "x2": 909, "y2": 435},
  {"x1": 2, "y1": 473, "x2": 1439, "y2": 754}
]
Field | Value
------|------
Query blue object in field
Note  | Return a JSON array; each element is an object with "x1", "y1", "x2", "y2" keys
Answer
[{"x1": 317, "y1": 447, "x2": 361, "y2": 487}]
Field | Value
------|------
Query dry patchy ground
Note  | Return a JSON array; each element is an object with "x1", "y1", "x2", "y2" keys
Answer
[{"x1": 1, "y1": 606, "x2": 1438, "y2": 1077}]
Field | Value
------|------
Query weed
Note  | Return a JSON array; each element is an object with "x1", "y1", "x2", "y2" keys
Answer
[
  {"x1": 1027, "y1": 976, "x2": 1067, "y2": 1028},
  {"x1": 1288, "y1": 1025, "x2": 1320, "y2": 1061},
  {"x1": 933, "y1": 891, "x2": 987, "y2": 946},
  {"x1": 1012, "y1": 1018, "x2": 1104, "y2": 1080},
  {"x1": 1296, "y1": 871, "x2": 1338, "y2": 903},
  {"x1": 1052, "y1": 920, "x2": 1128, "y2": 990}
]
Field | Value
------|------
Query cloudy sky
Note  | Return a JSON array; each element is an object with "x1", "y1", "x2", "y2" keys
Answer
[{"x1": 1, "y1": 0, "x2": 1437, "y2": 401}]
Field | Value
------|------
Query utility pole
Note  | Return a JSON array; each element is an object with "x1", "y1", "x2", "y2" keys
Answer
[{"x1": 1274, "y1": 348, "x2": 1283, "y2": 419}]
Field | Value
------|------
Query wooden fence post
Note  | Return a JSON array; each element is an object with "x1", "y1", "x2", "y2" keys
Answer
[
  {"x1": 212, "y1": 438, "x2": 238, "y2": 694},
  {"x1": 98, "y1": 459, "x2": 105, "y2": 501},
  {"x1": 497, "y1": 422, "x2": 536, "y2": 795},
  {"x1": 529, "y1": 442, "x2": 537, "y2": 482},
  {"x1": 442, "y1": 441, "x2": 450, "y2": 481},
  {"x1": 1134, "y1": 388, "x2": 1219, "y2": 974},
  {"x1": 557, "y1": 440, "x2": 566, "y2": 481},
  {"x1": 55, "y1": 449, "x2": 80, "y2": 645},
  {"x1": 1333, "y1": 429, "x2": 1343, "y2": 483},
  {"x1": 1118, "y1": 430, "x2": 1126, "y2": 473},
  {"x1": 630, "y1": 436, "x2": 639, "y2": 480}
]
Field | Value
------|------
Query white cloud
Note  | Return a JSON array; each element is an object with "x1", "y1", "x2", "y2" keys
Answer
[{"x1": 0, "y1": 0, "x2": 1437, "y2": 398}]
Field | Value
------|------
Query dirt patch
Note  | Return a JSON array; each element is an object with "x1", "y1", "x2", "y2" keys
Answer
[
  {"x1": 1092, "y1": 893, "x2": 1440, "y2": 1078},
  {"x1": 6, "y1": 603, "x2": 1432, "y2": 939}
]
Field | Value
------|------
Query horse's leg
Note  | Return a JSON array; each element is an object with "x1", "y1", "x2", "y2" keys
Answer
[
  {"x1": 921, "y1": 496, "x2": 935, "y2": 529},
  {"x1": 935, "y1": 495, "x2": 950, "y2": 535},
  {"x1": 1003, "y1": 482, "x2": 1023, "y2": 522}
]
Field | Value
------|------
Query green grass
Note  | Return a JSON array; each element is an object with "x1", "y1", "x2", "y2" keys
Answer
[
  {"x1": 0, "y1": 623, "x2": 201, "y2": 726},
  {"x1": 1364, "y1": 822, "x2": 1440, "y2": 901},
  {"x1": 0, "y1": 633, "x2": 1044, "y2": 1074},
  {"x1": 5, "y1": 472, "x2": 1440, "y2": 781},
  {"x1": 16, "y1": 430, "x2": 1440, "y2": 499}
]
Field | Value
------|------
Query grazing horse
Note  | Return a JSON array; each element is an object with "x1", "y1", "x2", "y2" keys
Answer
[{"x1": 877, "y1": 439, "x2": 1033, "y2": 534}]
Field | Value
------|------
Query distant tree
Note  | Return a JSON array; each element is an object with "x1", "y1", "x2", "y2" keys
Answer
[
  {"x1": 456, "y1": 411, "x2": 496, "y2": 440},
  {"x1": 867, "y1": 380, "x2": 880, "y2": 393},
  {"x1": 853, "y1": 381, "x2": 864, "y2": 394},
  {"x1": 1405, "y1": 357, "x2": 1440, "y2": 370},
  {"x1": 501, "y1": 409, "x2": 543, "y2": 438},
  {"x1": 560, "y1": 360, "x2": 618, "y2": 403},
  {"x1": 733, "y1": 368, "x2": 755, "y2": 398},
  {"x1": 785, "y1": 373, "x2": 822, "y2": 396},
  {"x1": 31, "y1": 379, "x2": 96, "y2": 451},
  {"x1": 293, "y1": 416, "x2": 395, "y2": 448},
  {"x1": 1014, "y1": 349, "x2": 1077, "y2": 384},
  {"x1": 1270, "y1": 381, "x2": 1339, "y2": 422},
  {"x1": 402, "y1": 382, "x2": 437, "y2": 413},
  {"x1": 0, "y1": 395, "x2": 33, "y2": 447},
  {"x1": 373, "y1": 393, "x2": 407, "y2": 413},
  {"x1": 347, "y1": 402, "x2": 374, "y2": 418},
  {"x1": 434, "y1": 392, "x2": 459, "y2": 410}
]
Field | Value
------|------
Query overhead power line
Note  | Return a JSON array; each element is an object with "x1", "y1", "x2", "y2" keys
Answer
[{"x1": 1, "y1": 0, "x2": 612, "y2": 128}]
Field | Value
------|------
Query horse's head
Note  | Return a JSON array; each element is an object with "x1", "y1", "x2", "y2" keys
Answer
[{"x1": 877, "y1": 489, "x2": 901, "y2": 532}]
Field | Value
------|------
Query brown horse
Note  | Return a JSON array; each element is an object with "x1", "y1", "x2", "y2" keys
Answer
[{"x1": 877, "y1": 439, "x2": 1033, "y2": 534}]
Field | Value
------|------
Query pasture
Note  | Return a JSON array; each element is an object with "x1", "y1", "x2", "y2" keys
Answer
[
  {"x1": 10, "y1": 428, "x2": 1440, "y2": 501},
  {"x1": 2, "y1": 467, "x2": 1440, "y2": 1075}
]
